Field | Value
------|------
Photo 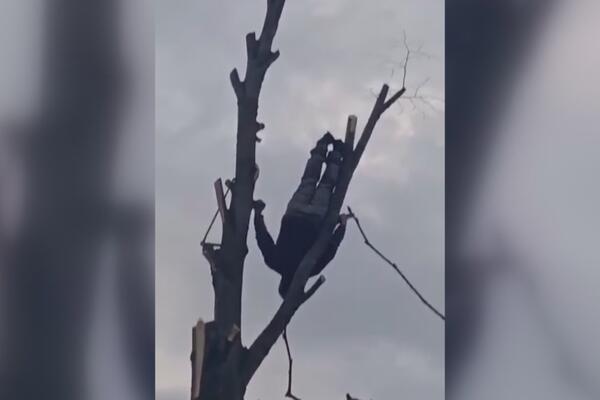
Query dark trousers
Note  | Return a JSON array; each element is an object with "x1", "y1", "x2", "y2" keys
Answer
[{"x1": 286, "y1": 143, "x2": 341, "y2": 221}]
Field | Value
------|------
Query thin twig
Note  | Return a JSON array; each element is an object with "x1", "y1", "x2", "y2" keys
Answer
[
  {"x1": 401, "y1": 30, "x2": 410, "y2": 90},
  {"x1": 402, "y1": 76, "x2": 443, "y2": 117},
  {"x1": 347, "y1": 206, "x2": 445, "y2": 321},
  {"x1": 282, "y1": 328, "x2": 301, "y2": 400},
  {"x1": 370, "y1": 34, "x2": 442, "y2": 117}
]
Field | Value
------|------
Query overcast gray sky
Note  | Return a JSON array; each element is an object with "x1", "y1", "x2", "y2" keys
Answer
[{"x1": 156, "y1": 1, "x2": 444, "y2": 399}]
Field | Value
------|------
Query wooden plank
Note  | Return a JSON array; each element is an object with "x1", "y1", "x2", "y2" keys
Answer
[
  {"x1": 214, "y1": 178, "x2": 226, "y2": 224},
  {"x1": 345, "y1": 115, "x2": 357, "y2": 153},
  {"x1": 191, "y1": 319, "x2": 206, "y2": 399}
]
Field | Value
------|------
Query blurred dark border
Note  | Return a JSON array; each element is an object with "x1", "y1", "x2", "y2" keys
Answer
[
  {"x1": 445, "y1": 0, "x2": 553, "y2": 394},
  {"x1": 0, "y1": 2, "x2": 154, "y2": 399}
]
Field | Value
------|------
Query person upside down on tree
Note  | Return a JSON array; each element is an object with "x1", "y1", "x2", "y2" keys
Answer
[{"x1": 253, "y1": 132, "x2": 350, "y2": 298}]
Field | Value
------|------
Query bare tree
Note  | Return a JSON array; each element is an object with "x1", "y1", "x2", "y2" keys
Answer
[{"x1": 193, "y1": 1, "x2": 406, "y2": 399}]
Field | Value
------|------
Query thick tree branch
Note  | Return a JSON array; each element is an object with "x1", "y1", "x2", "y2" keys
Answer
[
  {"x1": 383, "y1": 87, "x2": 407, "y2": 111},
  {"x1": 354, "y1": 84, "x2": 405, "y2": 164},
  {"x1": 259, "y1": 0, "x2": 286, "y2": 55},
  {"x1": 229, "y1": 0, "x2": 286, "y2": 238}
]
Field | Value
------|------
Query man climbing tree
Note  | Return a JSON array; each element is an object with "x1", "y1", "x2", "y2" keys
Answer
[
  {"x1": 253, "y1": 132, "x2": 350, "y2": 298},
  {"x1": 252, "y1": 132, "x2": 350, "y2": 399}
]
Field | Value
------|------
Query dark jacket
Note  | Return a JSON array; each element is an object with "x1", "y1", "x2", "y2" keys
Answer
[{"x1": 254, "y1": 213, "x2": 346, "y2": 297}]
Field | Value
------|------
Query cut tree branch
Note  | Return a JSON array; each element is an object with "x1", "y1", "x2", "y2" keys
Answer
[
  {"x1": 214, "y1": 178, "x2": 228, "y2": 225},
  {"x1": 345, "y1": 115, "x2": 357, "y2": 154},
  {"x1": 230, "y1": 69, "x2": 244, "y2": 100}
]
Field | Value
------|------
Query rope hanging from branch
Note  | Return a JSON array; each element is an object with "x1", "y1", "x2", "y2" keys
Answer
[{"x1": 347, "y1": 206, "x2": 445, "y2": 321}]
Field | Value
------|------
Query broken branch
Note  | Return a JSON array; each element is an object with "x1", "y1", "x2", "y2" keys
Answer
[
  {"x1": 230, "y1": 69, "x2": 244, "y2": 100},
  {"x1": 344, "y1": 115, "x2": 357, "y2": 156}
]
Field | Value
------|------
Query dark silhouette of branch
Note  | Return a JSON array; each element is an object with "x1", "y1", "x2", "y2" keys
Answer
[
  {"x1": 282, "y1": 328, "x2": 301, "y2": 400},
  {"x1": 347, "y1": 207, "x2": 445, "y2": 321}
]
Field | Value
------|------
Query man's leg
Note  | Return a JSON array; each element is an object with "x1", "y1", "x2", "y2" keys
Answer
[
  {"x1": 311, "y1": 140, "x2": 343, "y2": 218},
  {"x1": 286, "y1": 133, "x2": 333, "y2": 215}
]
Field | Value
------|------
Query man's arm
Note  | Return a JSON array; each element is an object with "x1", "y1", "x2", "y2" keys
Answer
[
  {"x1": 312, "y1": 214, "x2": 349, "y2": 276},
  {"x1": 253, "y1": 200, "x2": 280, "y2": 273}
]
